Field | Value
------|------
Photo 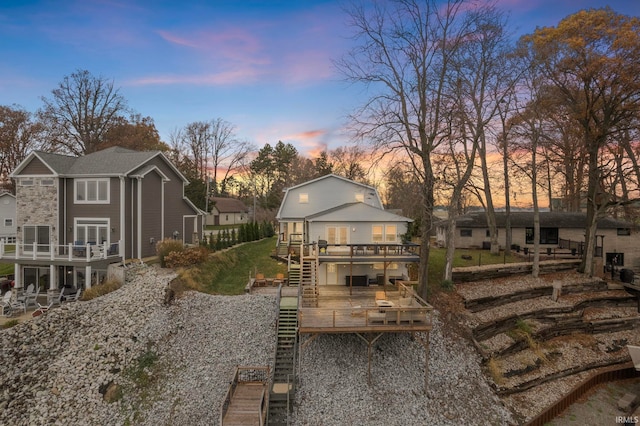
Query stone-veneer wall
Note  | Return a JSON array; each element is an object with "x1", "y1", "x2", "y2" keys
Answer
[{"x1": 16, "y1": 178, "x2": 58, "y2": 247}]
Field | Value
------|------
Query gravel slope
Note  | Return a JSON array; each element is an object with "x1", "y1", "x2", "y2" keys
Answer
[{"x1": 0, "y1": 264, "x2": 513, "y2": 425}]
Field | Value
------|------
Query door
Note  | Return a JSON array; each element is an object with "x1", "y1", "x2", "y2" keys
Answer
[{"x1": 326, "y1": 263, "x2": 337, "y2": 285}]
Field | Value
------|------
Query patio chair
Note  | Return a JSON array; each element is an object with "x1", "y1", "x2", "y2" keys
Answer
[
  {"x1": 255, "y1": 273, "x2": 266, "y2": 287},
  {"x1": 273, "y1": 273, "x2": 286, "y2": 286},
  {"x1": 60, "y1": 287, "x2": 81, "y2": 303},
  {"x1": 1, "y1": 291, "x2": 25, "y2": 316},
  {"x1": 33, "y1": 301, "x2": 53, "y2": 317},
  {"x1": 0, "y1": 291, "x2": 12, "y2": 317},
  {"x1": 19, "y1": 283, "x2": 39, "y2": 309}
]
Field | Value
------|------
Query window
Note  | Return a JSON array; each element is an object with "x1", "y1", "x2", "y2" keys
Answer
[
  {"x1": 40, "y1": 179, "x2": 54, "y2": 186},
  {"x1": 19, "y1": 179, "x2": 34, "y2": 186},
  {"x1": 75, "y1": 219, "x2": 109, "y2": 245},
  {"x1": 23, "y1": 225, "x2": 50, "y2": 252},
  {"x1": 4, "y1": 219, "x2": 12, "y2": 227},
  {"x1": 372, "y1": 225, "x2": 383, "y2": 242},
  {"x1": 460, "y1": 229, "x2": 472, "y2": 237},
  {"x1": 485, "y1": 229, "x2": 498, "y2": 238},
  {"x1": 373, "y1": 263, "x2": 398, "y2": 270},
  {"x1": 355, "y1": 193, "x2": 364, "y2": 202},
  {"x1": 225, "y1": 215, "x2": 229, "y2": 221},
  {"x1": 617, "y1": 228, "x2": 631, "y2": 236},
  {"x1": 525, "y1": 227, "x2": 559, "y2": 244},
  {"x1": 75, "y1": 179, "x2": 109, "y2": 203},
  {"x1": 327, "y1": 226, "x2": 348, "y2": 245},
  {"x1": 299, "y1": 193, "x2": 309, "y2": 203},
  {"x1": 372, "y1": 224, "x2": 397, "y2": 242},
  {"x1": 385, "y1": 225, "x2": 397, "y2": 242}
]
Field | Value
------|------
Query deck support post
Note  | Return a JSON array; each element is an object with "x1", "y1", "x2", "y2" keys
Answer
[
  {"x1": 413, "y1": 331, "x2": 430, "y2": 393},
  {"x1": 355, "y1": 332, "x2": 383, "y2": 385}
]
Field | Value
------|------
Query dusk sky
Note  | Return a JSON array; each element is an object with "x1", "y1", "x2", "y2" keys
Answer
[{"x1": 1, "y1": 0, "x2": 639, "y2": 157}]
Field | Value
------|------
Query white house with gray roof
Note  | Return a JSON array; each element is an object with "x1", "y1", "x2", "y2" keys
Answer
[
  {"x1": 0, "y1": 146, "x2": 203, "y2": 296},
  {"x1": 276, "y1": 174, "x2": 419, "y2": 286},
  {"x1": 0, "y1": 193, "x2": 16, "y2": 244}
]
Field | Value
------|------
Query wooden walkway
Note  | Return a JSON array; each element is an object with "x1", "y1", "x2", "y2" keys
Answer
[
  {"x1": 222, "y1": 383, "x2": 267, "y2": 426},
  {"x1": 220, "y1": 366, "x2": 269, "y2": 426}
]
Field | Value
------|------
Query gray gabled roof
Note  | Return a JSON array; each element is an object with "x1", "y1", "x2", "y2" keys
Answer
[
  {"x1": 211, "y1": 197, "x2": 249, "y2": 213},
  {"x1": 306, "y1": 202, "x2": 412, "y2": 222},
  {"x1": 14, "y1": 147, "x2": 188, "y2": 183},
  {"x1": 445, "y1": 211, "x2": 632, "y2": 229}
]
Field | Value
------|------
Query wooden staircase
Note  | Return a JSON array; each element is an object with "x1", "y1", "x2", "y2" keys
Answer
[
  {"x1": 300, "y1": 258, "x2": 318, "y2": 308},
  {"x1": 267, "y1": 297, "x2": 298, "y2": 426}
]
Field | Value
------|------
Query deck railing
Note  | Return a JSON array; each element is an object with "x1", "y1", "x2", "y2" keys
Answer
[
  {"x1": 301, "y1": 242, "x2": 420, "y2": 259},
  {"x1": 0, "y1": 240, "x2": 122, "y2": 262},
  {"x1": 298, "y1": 284, "x2": 433, "y2": 331},
  {"x1": 219, "y1": 366, "x2": 270, "y2": 426}
]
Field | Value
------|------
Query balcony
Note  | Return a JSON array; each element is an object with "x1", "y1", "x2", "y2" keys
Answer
[
  {"x1": 0, "y1": 241, "x2": 122, "y2": 264},
  {"x1": 306, "y1": 242, "x2": 420, "y2": 262}
]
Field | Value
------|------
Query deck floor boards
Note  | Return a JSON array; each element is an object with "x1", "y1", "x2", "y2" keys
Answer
[{"x1": 222, "y1": 383, "x2": 266, "y2": 426}]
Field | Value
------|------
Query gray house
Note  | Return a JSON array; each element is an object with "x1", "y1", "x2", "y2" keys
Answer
[
  {"x1": 0, "y1": 146, "x2": 203, "y2": 295},
  {"x1": 0, "y1": 193, "x2": 16, "y2": 244},
  {"x1": 276, "y1": 174, "x2": 419, "y2": 286},
  {"x1": 435, "y1": 211, "x2": 638, "y2": 270}
]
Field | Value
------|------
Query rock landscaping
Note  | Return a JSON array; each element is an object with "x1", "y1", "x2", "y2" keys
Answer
[{"x1": 0, "y1": 264, "x2": 516, "y2": 425}]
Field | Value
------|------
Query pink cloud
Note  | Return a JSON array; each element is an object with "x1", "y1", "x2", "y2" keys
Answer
[{"x1": 126, "y1": 68, "x2": 262, "y2": 86}]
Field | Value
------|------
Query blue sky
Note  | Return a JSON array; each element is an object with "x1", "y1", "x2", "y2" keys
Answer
[{"x1": 1, "y1": 0, "x2": 639, "y2": 157}]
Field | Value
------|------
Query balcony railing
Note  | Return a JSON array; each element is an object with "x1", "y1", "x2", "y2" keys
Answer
[
  {"x1": 0, "y1": 240, "x2": 122, "y2": 262},
  {"x1": 303, "y1": 242, "x2": 420, "y2": 259}
]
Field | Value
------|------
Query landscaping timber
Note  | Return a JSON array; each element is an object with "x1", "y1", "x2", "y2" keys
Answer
[{"x1": 452, "y1": 259, "x2": 580, "y2": 283}]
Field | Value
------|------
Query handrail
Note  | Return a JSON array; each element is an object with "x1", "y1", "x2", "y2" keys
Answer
[
  {"x1": 300, "y1": 242, "x2": 420, "y2": 258},
  {"x1": 0, "y1": 240, "x2": 122, "y2": 261}
]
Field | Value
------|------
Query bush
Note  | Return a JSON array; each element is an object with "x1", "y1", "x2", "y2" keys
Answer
[
  {"x1": 156, "y1": 239, "x2": 184, "y2": 267},
  {"x1": 164, "y1": 246, "x2": 209, "y2": 268},
  {"x1": 81, "y1": 279, "x2": 122, "y2": 301},
  {"x1": 440, "y1": 279, "x2": 454, "y2": 292}
]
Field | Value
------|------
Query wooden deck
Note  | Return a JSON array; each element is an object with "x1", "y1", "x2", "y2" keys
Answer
[
  {"x1": 298, "y1": 284, "x2": 433, "y2": 334},
  {"x1": 222, "y1": 383, "x2": 267, "y2": 426}
]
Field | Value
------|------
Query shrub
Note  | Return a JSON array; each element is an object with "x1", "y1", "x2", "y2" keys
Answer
[
  {"x1": 81, "y1": 279, "x2": 122, "y2": 301},
  {"x1": 156, "y1": 239, "x2": 184, "y2": 267},
  {"x1": 164, "y1": 246, "x2": 209, "y2": 268},
  {"x1": 440, "y1": 279, "x2": 454, "y2": 291},
  {"x1": 1, "y1": 319, "x2": 18, "y2": 329}
]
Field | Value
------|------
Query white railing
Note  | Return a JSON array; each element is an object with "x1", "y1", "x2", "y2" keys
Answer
[{"x1": 0, "y1": 240, "x2": 122, "y2": 262}]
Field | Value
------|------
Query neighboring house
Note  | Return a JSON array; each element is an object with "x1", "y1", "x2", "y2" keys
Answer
[
  {"x1": 0, "y1": 193, "x2": 16, "y2": 243},
  {"x1": 276, "y1": 174, "x2": 419, "y2": 286},
  {"x1": 435, "y1": 211, "x2": 639, "y2": 270},
  {"x1": 207, "y1": 197, "x2": 249, "y2": 226},
  {"x1": 0, "y1": 146, "x2": 203, "y2": 294}
]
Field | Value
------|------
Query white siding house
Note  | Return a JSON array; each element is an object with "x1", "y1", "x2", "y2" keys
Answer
[
  {"x1": 276, "y1": 174, "x2": 418, "y2": 286},
  {"x1": 0, "y1": 193, "x2": 16, "y2": 244}
]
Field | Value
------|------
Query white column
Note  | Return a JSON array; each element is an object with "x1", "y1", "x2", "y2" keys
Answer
[
  {"x1": 85, "y1": 265, "x2": 92, "y2": 289},
  {"x1": 13, "y1": 264, "x2": 21, "y2": 289},
  {"x1": 49, "y1": 265, "x2": 57, "y2": 290}
]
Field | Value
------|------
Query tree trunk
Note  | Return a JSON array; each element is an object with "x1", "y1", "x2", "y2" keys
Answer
[
  {"x1": 443, "y1": 211, "x2": 457, "y2": 282},
  {"x1": 418, "y1": 166, "x2": 435, "y2": 302}
]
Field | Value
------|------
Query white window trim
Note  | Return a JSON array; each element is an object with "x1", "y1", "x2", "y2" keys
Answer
[
  {"x1": 74, "y1": 218, "x2": 110, "y2": 245},
  {"x1": 372, "y1": 224, "x2": 397, "y2": 243},
  {"x1": 75, "y1": 178, "x2": 110, "y2": 204},
  {"x1": 299, "y1": 193, "x2": 309, "y2": 203},
  {"x1": 326, "y1": 225, "x2": 349, "y2": 246}
]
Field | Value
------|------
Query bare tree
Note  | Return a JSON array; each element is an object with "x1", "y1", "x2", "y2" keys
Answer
[
  {"x1": 39, "y1": 70, "x2": 128, "y2": 155},
  {"x1": 338, "y1": 0, "x2": 476, "y2": 300}
]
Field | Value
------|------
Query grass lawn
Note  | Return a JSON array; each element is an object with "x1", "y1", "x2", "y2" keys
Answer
[
  {"x1": 0, "y1": 264, "x2": 13, "y2": 277},
  {"x1": 181, "y1": 237, "x2": 286, "y2": 295}
]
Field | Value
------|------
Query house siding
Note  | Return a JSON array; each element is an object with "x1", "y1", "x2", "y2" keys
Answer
[
  {"x1": 0, "y1": 194, "x2": 16, "y2": 242},
  {"x1": 20, "y1": 157, "x2": 52, "y2": 175},
  {"x1": 140, "y1": 172, "x2": 163, "y2": 258},
  {"x1": 63, "y1": 177, "x2": 120, "y2": 246},
  {"x1": 278, "y1": 176, "x2": 382, "y2": 220}
]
